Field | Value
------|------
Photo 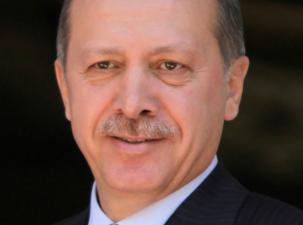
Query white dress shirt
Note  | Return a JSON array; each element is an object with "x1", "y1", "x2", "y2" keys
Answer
[{"x1": 88, "y1": 156, "x2": 218, "y2": 225}]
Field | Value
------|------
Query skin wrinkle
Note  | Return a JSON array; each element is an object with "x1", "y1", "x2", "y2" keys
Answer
[
  {"x1": 54, "y1": 0, "x2": 249, "y2": 221},
  {"x1": 79, "y1": 44, "x2": 199, "y2": 67},
  {"x1": 57, "y1": 0, "x2": 246, "y2": 71}
]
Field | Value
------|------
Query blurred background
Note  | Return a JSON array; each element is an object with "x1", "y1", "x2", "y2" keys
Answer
[{"x1": 1, "y1": 0, "x2": 303, "y2": 224}]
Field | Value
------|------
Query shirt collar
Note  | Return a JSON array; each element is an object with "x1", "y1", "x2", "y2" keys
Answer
[{"x1": 88, "y1": 156, "x2": 218, "y2": 225}]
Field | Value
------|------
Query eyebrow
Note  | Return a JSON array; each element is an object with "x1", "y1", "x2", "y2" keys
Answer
[
  {"x1": 151, "y1": 44, "x2": 197, "y2": 55},
  {"x1": 81, "y1": 47, "x2": 126, "y2": 58},
  {"x1": 81, "y1": 43, "x2": 199, "y2": 58}
]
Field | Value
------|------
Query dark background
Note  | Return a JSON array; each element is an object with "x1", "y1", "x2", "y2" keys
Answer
[{"x1": 2, "y1": 0, "x2": 303, "y2": 224}]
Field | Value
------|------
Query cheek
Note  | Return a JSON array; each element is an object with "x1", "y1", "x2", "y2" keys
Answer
[
  {"x1": 162, "y1": 74, "x2": 227, "y2": 143},
  {"x1": 68, "y1": 80, "x2": 116, "y2": 157}
]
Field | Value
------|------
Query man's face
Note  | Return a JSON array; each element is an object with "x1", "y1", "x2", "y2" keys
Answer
[{"x1": 55, "y1": 0, "x2": 248, "y2": 198}]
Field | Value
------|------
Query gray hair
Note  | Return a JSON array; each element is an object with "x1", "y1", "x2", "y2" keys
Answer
[
  {"x1": 56, "y1": 0, "x2": 246, "y2": 69},
  {"x1": 216, "y1": 0, "x2": 246, "y2": 69},
  {"x1": 56, "y1": 0, "x2": 71, "y2": 67}
]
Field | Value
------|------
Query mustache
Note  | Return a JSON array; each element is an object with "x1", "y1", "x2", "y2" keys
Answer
[{"x1": 97, "y1": 115, "x2": 177, "y2": 139}]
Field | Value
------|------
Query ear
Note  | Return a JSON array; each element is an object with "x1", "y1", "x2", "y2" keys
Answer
[
  {"x1": 54, "y1": 59, "x2": 71, "y2": 121},
  {"x1": 224, "y1": 56, "x2": 249, "y2": 121}
]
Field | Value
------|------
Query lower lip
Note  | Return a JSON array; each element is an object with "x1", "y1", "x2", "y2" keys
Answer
[{"x1": 109, "y1": 137, "x2": 162, "y2": 154}]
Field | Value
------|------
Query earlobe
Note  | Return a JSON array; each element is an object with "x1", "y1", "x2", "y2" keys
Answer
[
  {"x1": 54, "y1": 60, "x2": 71, "y2": 121},
  {"x1": 224, "y1": 56, "x2": 249, "y2": 121}
]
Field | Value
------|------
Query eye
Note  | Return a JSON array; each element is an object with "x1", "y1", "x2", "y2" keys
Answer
[
  {"x1": 153, "y1": 60, "x2": 192, "y2": 86},
  {"x1": 93, "y1": 61, "x2": 116, "y2": 70},
  {"x1": 160, "y1": 61, "x2": 183, "y2": 71}
]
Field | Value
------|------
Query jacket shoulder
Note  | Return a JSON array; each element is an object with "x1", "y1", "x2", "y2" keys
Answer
[
  {"x1": 236, "y1": 192, "x2": 303, "y2": 225},
  {"x1": 51, "y1": 210, "x2": 89, "y2": 225}
]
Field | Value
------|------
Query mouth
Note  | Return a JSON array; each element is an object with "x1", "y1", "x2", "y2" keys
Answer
[
  {"x1": 107, "y1": 135, "x2": 165, "y2": 154},
  {"x1": 112, "y1": 136, "x2": 161, "y2": 144}
]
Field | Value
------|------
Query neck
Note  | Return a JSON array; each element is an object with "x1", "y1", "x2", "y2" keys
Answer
[
  {"x1": 96, "y1": 188, "x2": 163, "y2": 222},
  {"x1": 94, "y1": 156, "x2": 217, "y2": 221}
]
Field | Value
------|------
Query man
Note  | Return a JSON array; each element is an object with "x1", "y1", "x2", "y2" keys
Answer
[{"x1": 53, "y1": 0, "x2": 303, "y2": 224}]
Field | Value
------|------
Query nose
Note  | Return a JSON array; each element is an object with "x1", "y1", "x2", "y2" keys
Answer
[{"x1": 114, "y1": 67, "x2": 157, "y2": 119}]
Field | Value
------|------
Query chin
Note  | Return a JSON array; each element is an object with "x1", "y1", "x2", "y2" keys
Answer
[{"x1": 101, "y1": 164, "x2": 171, "y2": 194}]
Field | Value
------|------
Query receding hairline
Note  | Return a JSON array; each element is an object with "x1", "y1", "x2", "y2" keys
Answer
[{"x1": 57, "y1": 0, "x2": 245, "y2": 69}]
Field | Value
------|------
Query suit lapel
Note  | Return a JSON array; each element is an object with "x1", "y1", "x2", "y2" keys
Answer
[{"x1": 165, "y1": 164, "x2": 248, "y2": 225}]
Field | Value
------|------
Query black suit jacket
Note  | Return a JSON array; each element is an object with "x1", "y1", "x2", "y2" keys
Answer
[{"x1": 52, "y1": 164, "x2": 303, "y2": 225}]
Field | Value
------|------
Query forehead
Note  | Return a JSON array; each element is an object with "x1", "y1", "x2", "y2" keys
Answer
[
  {"x1": 70, "y1": 0, "x2": 216, "y2": 14},
  {"x1": 69, "y1": 0, "x2": 217, "y2": 33},
  {"x1": 68, "y1": 0, "x2": 218, "y2": 58}
]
